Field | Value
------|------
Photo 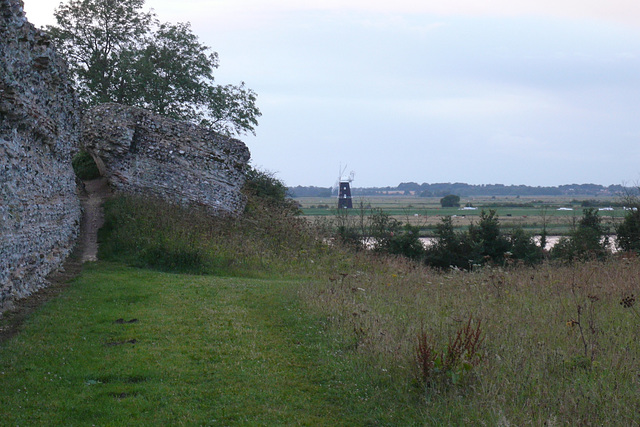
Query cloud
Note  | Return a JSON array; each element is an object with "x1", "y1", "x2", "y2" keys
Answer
[
  {"x1": 125, "y1": 0, "x2": 640, "y2": 33},
  {"x1": 178, "y1": 0, "x2": 640, "y2": 27},
  {"x1": 24, "y1": 0, "x2": 640, "y2": 33},
  {"x1": 293, "y1": 0, "x2": 640, "y2": 27}
]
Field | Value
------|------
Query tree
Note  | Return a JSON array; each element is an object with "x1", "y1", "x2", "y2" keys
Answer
[
  {"x1": 538, "y1": 205, "x2": 550, "y2": 252},
  {"x1": 615, "y1": 188, "x2": 640, "y2": 253},
  {"x1": 508, "y1": 227, "x2": 543, "y2": 265},
  {"x1": 440, "y1": 194, "x2": 460, "y2": 208},
  {"x1": 468, "y1": 209, "x2": 511, "y2": 263},
  {"x1": 551, "y1": 208, "x2": 609, "y2": 261},
  {"x1": 369, "y1": 210, "x2": 425, "y2": 260},
  {"x1": 615, "y1": 210, "x2": 640, "y2": 253},
  {"x1": 425, "y1": 216, "x2": 475, "y2": 270},
  {"x1": 47, "y1": 0, "x2": 260, "y2": 136},
  {"x1": 425, "y1": 211, "x2": 544, "y2": 270}
]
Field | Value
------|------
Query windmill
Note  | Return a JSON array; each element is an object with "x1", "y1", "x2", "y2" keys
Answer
[{"x1": 336, "y1": 164, "x2": 354, "y2": 209}]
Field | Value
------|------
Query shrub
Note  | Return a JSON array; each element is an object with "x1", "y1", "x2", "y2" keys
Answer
[
  {"x1": 243, "y1": 166, "x2": 299, "y2": 214},
  {"x1": 468, "y1": 209, "x2": 511, "y2": 263},
  {"x1": 616, "y1": 208, "x2": 640, "y2": 253},
  {"x1": 425, "y1": 216, "x2": 475, "y2": 270},
  {"x1": 98, "y1": 182, "x2": 327, "y2": 277},
  {"x1": 508, "y1": 227, "x2": 543, "y2": 265},
  {"x1": 385, "y1": 224, "x2": 426, "y2": 260},
  {"x1": 328, "y1": 206, "x2": 426, "y2": 259},
  {"x1": 551, "y1": 208, "x2": 609, "y2": 261},
  {"x1": 425, "y1": 210, "x2": 522, "y2": 270},
  {"x1": 97, "y1": 196, "x2": 211, "y2": 274},
  {"x1": 369, "y1": 210, "x2": 425, "y2": 260},
  {"x1": 332, "y1": 206, "x2": 366, "y2": 251}
]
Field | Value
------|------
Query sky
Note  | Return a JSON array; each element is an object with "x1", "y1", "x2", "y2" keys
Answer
[{"x1": 22, "y1": 0, "x2": 640, "y2": 188}]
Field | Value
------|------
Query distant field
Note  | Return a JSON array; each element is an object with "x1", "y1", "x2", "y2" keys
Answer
[{"x1": 295, "y1": 195, "x2": 626, "y2": 236}]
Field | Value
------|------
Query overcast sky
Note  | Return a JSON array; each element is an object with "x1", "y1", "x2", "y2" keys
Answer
[{"x1": 23, "y1": 0, "x2": 640, "y2": 188}]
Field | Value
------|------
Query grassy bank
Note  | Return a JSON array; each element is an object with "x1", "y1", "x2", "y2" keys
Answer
[
  {"x1": 0, "y1": 263, "x2": 422, "y2": 425},
  {"x1": 2, "y1": 191, "x2": 640, "y2": 424},
  {"x1": 3, "y1": 259, "x2": 639, "y2": 424}
]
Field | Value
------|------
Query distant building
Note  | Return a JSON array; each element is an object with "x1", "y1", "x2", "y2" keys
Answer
[{"x1": 338, "y1": 181, "x2": 353, "y2": 209}]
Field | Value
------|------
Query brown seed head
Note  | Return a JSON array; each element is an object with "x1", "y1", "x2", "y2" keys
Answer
[{"x1": 620, "y1": 294, "x2": 636, "y2": 308}]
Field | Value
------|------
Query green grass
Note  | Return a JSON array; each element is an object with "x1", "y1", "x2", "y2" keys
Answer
[
  {"x1": 0, "y1": 263, "x2": 422, "y2": 425},
  {"x1": 4, "y1": 259, "x2": 640, "y2": 424},
  {"x1": 4, "y1": 192, "x2": 640, "y2": 424}
]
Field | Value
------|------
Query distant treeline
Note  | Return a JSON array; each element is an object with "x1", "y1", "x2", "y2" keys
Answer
[
  {"x1": 288, "y1": 186, "x2": 333, "y2": 197},
  {"x1": 289, "y1": 182, "x2": 636, "y2": 198}
]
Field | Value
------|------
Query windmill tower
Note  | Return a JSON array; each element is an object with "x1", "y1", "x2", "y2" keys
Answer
[{"x1": 336, "y1": 165, "x2": 354, "y2": 209}]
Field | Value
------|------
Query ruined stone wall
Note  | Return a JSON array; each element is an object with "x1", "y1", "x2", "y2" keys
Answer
[
  {"x1": 82, "y1": 103, "x2": 251, "y2": 215},
  {"x1": 0, "y1": 0, "x2": 81, "y2": 310}
]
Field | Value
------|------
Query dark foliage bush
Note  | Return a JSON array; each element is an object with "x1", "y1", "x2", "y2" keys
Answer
[
  {"x1": 243, "y1": 166, "x2": 299, "y2": 214},
  {"x1": 616, "y1": 209, "x2": 640, "y2": 253},
  {"x1": 331, "y1": 208, "x2": 426, "y2": 259},
  {"x1": 551, "y1": 208, "x2": 609, "y2": 261},
  {"x1": 425, "y1": 210, "x2": 533, "y2": 270},
  {"x1": 468, "y1": 210, "x2": 511, "y2": 263},
  {"x1": 424, "y1": 216, "x2": 475, "y2": 270},
  {"x1": 369, "y1": 210, "x2": 425, "y2": 260},
  {"x1": 508, "y1": 227, "x2": 544, "y2": 265}
]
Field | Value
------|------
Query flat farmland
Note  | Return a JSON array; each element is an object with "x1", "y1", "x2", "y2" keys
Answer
[{"x1": 295, "y1": 195, "x2": 626, "y2": 236}]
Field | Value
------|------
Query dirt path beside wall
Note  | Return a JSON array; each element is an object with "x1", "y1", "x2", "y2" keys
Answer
[
  {"x1": 80, "y1": 178, "x2": 110, "y2": 262},
  {"x1": 0, "y1": 178, "x2": 111, "y2": 343}
]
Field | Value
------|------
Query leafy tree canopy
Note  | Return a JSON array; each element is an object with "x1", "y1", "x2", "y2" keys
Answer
[
  {"x1": 47, "y1": 0, "x2": 261, "y2": 137},
  {"x1": 551, "y1": 208, "x2": 609, "y2": 261},
  {"x1": 440, "y1": 194, "x2": 460, "y2": 208},
  {"x1": 615, "y1": 189, "x2": 640, "y2": 253}
]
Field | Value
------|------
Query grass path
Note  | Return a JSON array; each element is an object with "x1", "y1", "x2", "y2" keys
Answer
[{"x1": 0, "y1": 263, "x2": 421, "y2": 425}]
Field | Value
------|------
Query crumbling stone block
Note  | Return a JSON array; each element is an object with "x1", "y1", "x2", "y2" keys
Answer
[{"x1": 82, "y1": 103, "x2": 251, "y2": 216}]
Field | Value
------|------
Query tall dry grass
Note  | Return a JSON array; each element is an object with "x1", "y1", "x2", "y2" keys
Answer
[
  {"x1": 298, "y1": 254, "x2": 640, "y2": 423},
  {"x1": 97, "y1": 193, "x2": 345, "y2": 278}
]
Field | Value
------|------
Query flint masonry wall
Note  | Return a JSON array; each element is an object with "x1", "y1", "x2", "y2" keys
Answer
[
  {"x1": 0, "y1": 0, "x2": 81, "y2": 310},
  {"x1": 0, "y1": 1, "x2": 250, "y2": 313},
  {"x1": 82, "y1": 103, "x2": 251, "y2": 215}
]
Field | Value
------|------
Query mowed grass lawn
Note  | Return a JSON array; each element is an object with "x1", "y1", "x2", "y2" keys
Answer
[{"x1": 0, "y1": 263, "x2": 421, "y2": 425}]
